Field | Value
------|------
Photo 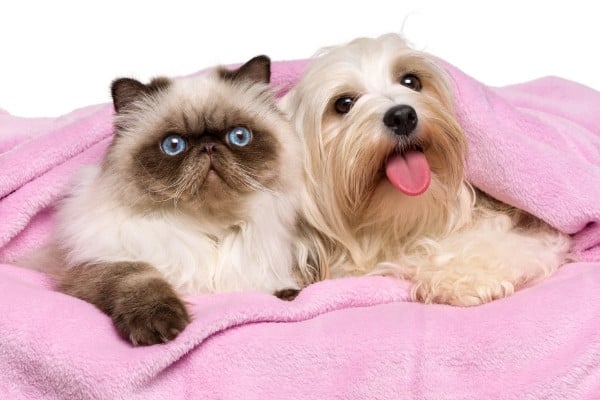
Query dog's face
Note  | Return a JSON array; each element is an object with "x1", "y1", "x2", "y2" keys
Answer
[{"x1": 285, "y1": 34, "x2": 466, "y2": 227}]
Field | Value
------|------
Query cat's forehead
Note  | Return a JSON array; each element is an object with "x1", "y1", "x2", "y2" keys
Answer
[
  {"x1": 154, "y1": 76, "x2": 280, "y2": 136},
  {"x1": 162, "y1": 103, "x2": 263, "y2": 135}
]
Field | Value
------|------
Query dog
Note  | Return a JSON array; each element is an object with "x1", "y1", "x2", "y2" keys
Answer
[{"x1": 282, "y1": 33, "x2": 571, "y2": 306}]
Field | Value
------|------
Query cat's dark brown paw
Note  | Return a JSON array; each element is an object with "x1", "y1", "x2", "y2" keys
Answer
[
  {"x1": 112, "y1": 293, "x2": 191, "y2": 346},
  {"x1": 274, "y1": 288, "x2": 300, "y2": 301}
]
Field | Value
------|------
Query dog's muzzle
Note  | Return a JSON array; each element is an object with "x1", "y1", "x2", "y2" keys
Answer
[{"x1": 383, "y1": 105, "x2": 418, "y2": 136}]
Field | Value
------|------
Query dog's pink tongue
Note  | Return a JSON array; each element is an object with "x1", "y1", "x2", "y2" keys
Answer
[{"x1": 385, "y1": 151, "x2": 431, "y2": 196}]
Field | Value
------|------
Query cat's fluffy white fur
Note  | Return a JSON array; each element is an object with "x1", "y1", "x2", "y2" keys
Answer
[{"x1": 53, "y1": 71, "x2": 304, "y2": 295}]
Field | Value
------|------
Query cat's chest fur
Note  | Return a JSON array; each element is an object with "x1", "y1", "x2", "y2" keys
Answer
[{"x1": 56, "y1": 167, "x2": 299, "y2": 295}]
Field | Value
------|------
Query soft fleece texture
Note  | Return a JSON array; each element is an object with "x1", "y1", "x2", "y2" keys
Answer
[{"x1": 0, "y1": 59, "x2": 599, "y2": 400}]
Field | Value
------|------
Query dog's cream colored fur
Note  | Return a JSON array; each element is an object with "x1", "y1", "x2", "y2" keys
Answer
[{"x1": 283, "y1": 34, "x2": 571, "y2": 306}]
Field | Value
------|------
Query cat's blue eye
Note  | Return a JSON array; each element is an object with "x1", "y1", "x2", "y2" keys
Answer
[
  {"x1": 227, "y1": 127, "x2": 252, "y2": 147},
  {"x1": 160, "y1": 135, "x2": 187, "y2": 156}
]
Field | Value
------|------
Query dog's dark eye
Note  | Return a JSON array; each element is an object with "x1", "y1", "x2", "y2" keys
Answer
[
  {"x1": 334, "y1": 96, "x2": 356, "y2": 114},
  {"x1": 400, "y1": 74, "x2": 422, "y2": 91}
]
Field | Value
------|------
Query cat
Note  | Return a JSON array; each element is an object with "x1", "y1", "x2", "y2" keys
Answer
[{"x1": 39, "y1": 56, "x2": 315, "y2": 345}]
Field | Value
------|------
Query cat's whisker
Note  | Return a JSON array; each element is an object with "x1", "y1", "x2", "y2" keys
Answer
[
  {"x1": 134, "y1": 156, "x2": 155, "y2": 180},
  {"x1": 133, "y1": 157, "x2": 186, "y2": 202},
  {"x1": 230, "y1": 162, "x2": 274, "y2": 194}
]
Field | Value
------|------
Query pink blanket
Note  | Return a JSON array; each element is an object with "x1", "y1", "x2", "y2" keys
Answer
[{"x1": 1, "y1": 59, "x2": 599, "y2": 399}]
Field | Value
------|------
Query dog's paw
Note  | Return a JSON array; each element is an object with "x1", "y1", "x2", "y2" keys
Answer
[
  {"x1": 411, "y1": 278, "x2": 515, "y2": 307},
  {"x1": 274, "y1": 288, "x2": 300, "y2": 301},
  {"x1": 112, "y1": 290, "x2": 190, "y2": 346}
]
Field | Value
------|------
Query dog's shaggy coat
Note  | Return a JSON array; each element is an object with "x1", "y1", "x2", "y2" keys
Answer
[{"x1": 283, "y1": 34, "x2": 571, "y2": 306}]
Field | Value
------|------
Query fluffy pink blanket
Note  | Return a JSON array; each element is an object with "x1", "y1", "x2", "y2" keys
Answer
[{"x1": 1, "y1": 59, "x2": 599, "y2": 399}]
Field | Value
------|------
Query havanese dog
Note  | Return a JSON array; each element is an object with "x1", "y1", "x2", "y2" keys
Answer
[{"x1": 283, "y1": 33, "x2": 571, "y2": 306}]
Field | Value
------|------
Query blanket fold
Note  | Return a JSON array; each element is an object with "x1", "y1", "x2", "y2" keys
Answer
[
  {"x1": 444, "y1": 63, "x2": 600, "y2": 259},
  {"x1": 1, "y1": 59, "x2": 599, "y2": 400}
]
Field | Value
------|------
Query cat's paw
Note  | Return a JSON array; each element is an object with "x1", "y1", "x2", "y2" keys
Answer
[
  {"x1": 112, "y1": 292, "x2": 191, "y2": 346},
  {"x1": 274, "y1": 288, "x2": 300, "y2": 301}
]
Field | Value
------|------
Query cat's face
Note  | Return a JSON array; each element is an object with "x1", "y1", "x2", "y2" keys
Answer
[{"x1": 104, "y1": 56, "x2": 300, "y2": 217}]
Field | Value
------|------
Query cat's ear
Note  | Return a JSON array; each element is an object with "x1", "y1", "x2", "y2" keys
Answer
[
  {"x1": 111, "y1": 77, "x2": 171, "y2": 113},
  {"x1": 219, "y1": 55, "x2": 271, "y2": 84},
  {"x1": 111, "y1": 78, "x2": 146, "y2": 113}
]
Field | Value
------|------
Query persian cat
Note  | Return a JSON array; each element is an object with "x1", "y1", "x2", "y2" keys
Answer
[{"x1": 39, "y1": 56, "x2": 313, "y2": 345}]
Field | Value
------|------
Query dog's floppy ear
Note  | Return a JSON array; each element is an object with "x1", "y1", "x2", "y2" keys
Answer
[
  {"x1": 219, "y1": 55, "x2": 271, "y2": 84},
  {"x1": 111, "y1": 77, "x2": 171, "y2": 113}
]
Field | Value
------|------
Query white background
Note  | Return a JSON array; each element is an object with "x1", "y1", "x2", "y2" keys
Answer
[{"x1": 1, "y1": 0, "x2": 598, "y2": 117}]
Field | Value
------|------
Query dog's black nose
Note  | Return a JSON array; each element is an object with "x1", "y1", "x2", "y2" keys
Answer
[{"x1": 383, "y1": 105, "x2": 418, "y2": 136}]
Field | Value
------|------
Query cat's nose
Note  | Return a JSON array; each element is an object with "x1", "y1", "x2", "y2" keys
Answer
[{"x1": 202, "y1": 143, "x2": 215, "y2": 154}]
